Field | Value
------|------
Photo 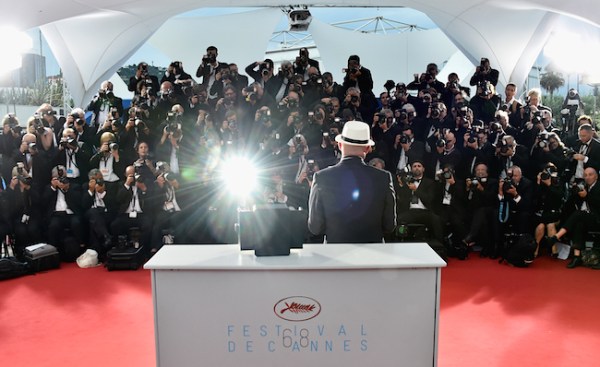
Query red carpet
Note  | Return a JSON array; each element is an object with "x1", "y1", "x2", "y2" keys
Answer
[{"x1": 1, "y1": 254, "x2": 599, "y2": 367}]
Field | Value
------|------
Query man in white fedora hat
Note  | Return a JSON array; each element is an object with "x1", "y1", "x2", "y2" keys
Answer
[{"x1": 308, "y1": 120, "x2": 396, "y2": 243}]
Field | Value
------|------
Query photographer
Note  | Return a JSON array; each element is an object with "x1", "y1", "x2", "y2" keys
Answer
[
  {"x1": 301, "y1": 67, "x2": 326, "y2": 108},
  {"x1": 395, "y1": 159, "x2": 444, "y2": 243},
  {"x1": 442, "y1": 73, "x2": 470, "y2": 108},
  {"x1": 497, "y1": 165, "x2": 534, "y2": 243},
  {"x1": 214, "y1": 85, "x2": 243, "y2": 124},
  {"x1": 469, "y1": 81, "x2": 501, "y2": 124},
  {"x1": 567, "y1": 123, "x2": 600, "y2": 182},
  {"x1": 156, "y1": 111, "x2": 185, "y2": 176},
  {"x1": 407, "y1": 63, "x2": 445, "y2": 94},
  {"x1": 89, "y1": 132, "x2": 125, "y2": 184},
  {"x1": 429, "y1": 130, "x2": 463, "y2": 180},
  {"x1": 533, "y1": 163, "x2": 565, "y2": 257},
  {"x1": 161, "y1": 61, "x2": 194, "y2": 97},
  {"x1": 433, "y1": 164, "x2": 468, "y2": 257},
  {"x1": 245, "y1": 59, "x2": 281, "y2": 98},
  {"x1": 36, "y1": 103, "x2": 63, "y2": 144},
  {"x1": 5, "y1": 164, "x2": 43, "y2": 258},
  {"x1": 110, "y1": 165, "x2": 153, "y2": 255},
  {"x1": 128, "y1": 62, "x2": 160, "y2": 97},
  {"x1": 303, "y1": 104, "x2": 329, "y2": 149},
  {"x1": 86, "y1": 81, "x2": 124, "y2": 129},
  {"x1": 240, "y1": 82, "x2": 276, "y2": 121},
  {"x1": 196, "y1": 46, "x2": 229, "y2": 103},
  {"x1": 518, "y1": 88, "x2": 551, "y2": 130},
  {"x1": 531, "y1": 131, "x2": 569, "y2": 175},
  {"x1": 492, "y1": 135, "x2": 529, "y2": 180},
  {"x1": 150, "y1": 162, "x2": 184, "y2": 254},
  {"x1": 393, "y1": 125, "x2": 425, "y2": 174},
  {"x1": 463, "y1": 163, "x2": 499, "y2": 257},
  {"x1": 549, "y1": 167, "x2": 600, "y2": 268},
  {"x1": 227, "y1": 63, "x2": 249, "y2": 93},
  {"x1": 469, "y1": 57, "x2": 500, "y2": 87},
  {"x1": 1, "y1": 114, "x2": 22, "y2": 181},
  {"x1": 561, "y1": 88, "x2": 584, "y2": 136},
  {"x1": 119, "y1": 107, "x2": 152, "y2": 164},
  {"x1": 320, "y1": 72, "x2": 342, "y2": 100},
  {"x1": 82, "y1": 169, "x2": 115, "y2": 261},
  {"x1": 293, "y1": 47, "x2": 320, "y2": 78},
  {"x1": 44, "y1": 165, "x2": 85, "y2": 261},
  {"x1": 500, "y1": 83, "x2": 523, "y2": 126},
  {"x1": 53, "y1": 128, "x2": 92, "y2": 185},
  {"x1": 12, "y1": 132, "x2": 53, "y2": 197},
  {"x1": 461, "y1": 121, "x2": 494, "y2": 179},
  {"x1": 341, "y1": 55, "x2": 377, "y2": 124}
]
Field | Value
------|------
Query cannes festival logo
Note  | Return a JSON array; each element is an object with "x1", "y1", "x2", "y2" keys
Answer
[{"x1": 274, "y1": 296, "x2": 321, "y2": 322}]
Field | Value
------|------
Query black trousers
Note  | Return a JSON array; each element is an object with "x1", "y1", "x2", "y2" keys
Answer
[
  {"x1": 48, "y1": 212, "x2": 84, "y2": 250},
  {"x1": 397, "y1": 208, "x2": 443, "y2": 242},
  {"x1": 110, "y1": 213, "x2": 152, "y2": 249},
  {"x1": 562, "y1": 211, "x2": 600, "y2": 249}
]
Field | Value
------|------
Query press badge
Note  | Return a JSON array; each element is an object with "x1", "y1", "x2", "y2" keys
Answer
[
  {"x1": 67, "y1": 168, "x2": 74, "y2": 175},
  {"x1": 129, "y1": 211, "x2": 138, "y2": 218}
]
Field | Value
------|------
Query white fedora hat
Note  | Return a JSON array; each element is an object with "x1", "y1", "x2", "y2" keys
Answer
[{"x1": 335, "y1": 120, "x2": 375, "y2": 146}]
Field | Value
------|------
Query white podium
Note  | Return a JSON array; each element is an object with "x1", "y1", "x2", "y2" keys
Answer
[{"x1": 145, "y1": 243, "x2": 446, "y2": 367}]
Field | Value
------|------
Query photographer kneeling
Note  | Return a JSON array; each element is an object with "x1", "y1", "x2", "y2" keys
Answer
[
  {"x1": 533, "y1": 163, "x2": 565, "y2": 257},
  {"x1": 549, "y1": 167, "x2": 600, "y2": 269}
]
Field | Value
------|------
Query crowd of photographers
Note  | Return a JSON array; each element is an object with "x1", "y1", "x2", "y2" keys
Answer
[{"x1": 0, "y1": 47, "x2": 597, "y2": 268}]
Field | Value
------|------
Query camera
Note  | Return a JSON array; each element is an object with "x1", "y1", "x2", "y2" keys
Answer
[
  {"x1": 59, "y1": 137, "x2": 75, "y2": 148},
  {"x1": 202, "y1": 54, "x2": 216, "y2": 64},
  {"x1": 58, "y1": 176, "x2": 69, "y2": 185},
  {"x1": 502, "y1": 177, "x2": 515, "y2": 194},
  {"x1": 436, "y1": 168, "x2": 454, "y2": 180},
  {"x1": 95, "y1": 178, "x2": 105, "y2": 187},
  {"x1": 468, "y1": 176, "x2": 487, "y2": 190},
  {"x1": 259, "y1": 109, "x2": 271, "y2": 123},
  {"x1": 27, "y1": 142, "x2": 37, "y2": 152},
  {"x1": 478, "y1": 81, "x2": 492, "y2": 97},
  {"x1": 109, "y1": 142, "x2": 119, "y2": 151},
  {"x1": 467, "y1": 132, "x2": 478, "y2": 144},
  {"x1": 565, "y1": 147, "x2": 576, "y2": 160},
  {"x1": 399, "y1": 110, "x2": 408, "y2": 121},
  {"x1": 436, "y1": 138, "x2": 446, "y2": 148},
  {"x1": 350, "y1": 95, "x2": 359, "y2": 104},
  {"x1": 307, "y1": 159, "x2": 316, "y2": 180},
  {"x1": 430, "y1": 103, "x2": 442, "y2": 119},
  {"x1": 571, "y1": 181, "x2": 585, "y2": 194},
  {"x1": 244, "y1": 86, "x2": 257, "y2": 102},
  {"x1": 540, "y1": 167, "x2": 558, "y2": 181},
  {"x1": 537, "y1": 132, "x2": 550, "y2": 148},
  {"x1": 396, "y1": 166, "x2": 416, "y2": 185},
  {"x1": 166, "y1": 112, "x2": 181, "y2": 133},
  {"x1": 399, "y1": 135, "x2": 409, "y2": 144}
]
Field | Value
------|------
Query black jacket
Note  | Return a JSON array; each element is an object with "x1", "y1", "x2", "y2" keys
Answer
[{"x1": 308, "y1": 156, "x2": 396, "y2": 243}]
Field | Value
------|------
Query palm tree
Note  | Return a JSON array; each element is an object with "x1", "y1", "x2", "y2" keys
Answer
[{"x1": 540, "y1": 71, "x2": 565, "y2": 98}]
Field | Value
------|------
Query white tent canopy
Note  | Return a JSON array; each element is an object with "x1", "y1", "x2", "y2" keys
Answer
[{"x1": 3, "y1": 1, "x2": 600, "y2": 106}]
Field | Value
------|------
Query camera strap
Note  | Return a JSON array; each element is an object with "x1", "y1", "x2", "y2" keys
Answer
[{"x1": 498, "y1": 199, "x2": 510, "y2": 223}]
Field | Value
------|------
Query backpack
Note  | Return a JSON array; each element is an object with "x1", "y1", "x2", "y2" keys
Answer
[
  {"x1": 501, "y1": 233, "x2": 536, "y2": 267},
  {"x1": 0, "y1": 257, "x2": 31, "y2": 281}
]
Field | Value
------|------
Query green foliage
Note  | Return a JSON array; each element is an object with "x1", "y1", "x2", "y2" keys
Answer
[
  {"x1": 0, "y1": 80, "x2": 70, "y2": 108},
  {"x1": 540, "y1": 71, "x2": 565, "y2": 98}
]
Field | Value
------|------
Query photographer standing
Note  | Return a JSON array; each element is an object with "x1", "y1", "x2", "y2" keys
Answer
[
  {"x1": 161, "y1": 61, "x2": 194, "y2": 97},
  {"x1": 86, "y1": 81, "x2": 124, "y2": 129},
  {"x1": 293, "y1": 47, "x2": 320, "y2": 78},
  {"x1": 469, "y1": 57, "x2": 500, "y2": 87},
  {"x1": 567, "y1": 123, "x2": 600, "y2": 182},
  {"x1": 128, "y1": 62, "x2": 160, "y2": 98},
  {"x1": 5, "y1": 165, "x2": 42, "y2": 258},
  {"x1": 196, "y1": 46, "x2": 229, "y2": 103},
  {"x1": 341, "y1": 55, "x2": 377, "y2": 124},
  {"x1": 53, "y1": 128, "x2": 92, "y2": 186}
]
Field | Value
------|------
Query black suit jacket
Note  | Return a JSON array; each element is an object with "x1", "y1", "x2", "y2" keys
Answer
[
  {"x1": 569, "y1": 138, "x2": 600, "y2": 174},
  {"x1": 308, "y1": 156, "x2": 396, "y2": 243}
]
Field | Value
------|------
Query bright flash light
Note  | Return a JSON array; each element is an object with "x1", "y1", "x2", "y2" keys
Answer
[
  {"x1": 0, "y1": 26, "x2": 33, "y2": 76},
  {"x1": 220, "y1": 156, "x2": 259, "y2": 198}
]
